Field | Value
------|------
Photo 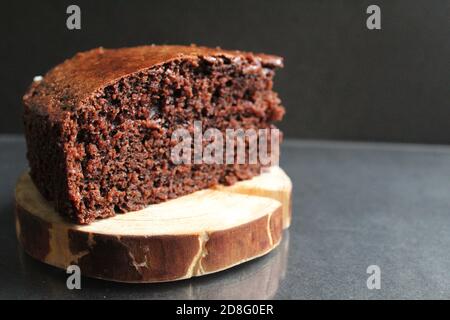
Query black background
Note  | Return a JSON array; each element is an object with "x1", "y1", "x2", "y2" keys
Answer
[{"x1": 1, "y1": 0, "x2": 449, "y2": 143}]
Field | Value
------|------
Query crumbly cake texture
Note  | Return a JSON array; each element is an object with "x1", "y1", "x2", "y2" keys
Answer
[{"x1": 23, "y1": 45, "x2": 284, "y2": 224}]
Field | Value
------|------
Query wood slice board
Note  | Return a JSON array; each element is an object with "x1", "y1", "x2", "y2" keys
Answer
[{"x1": 15, "y1": 166, "x2": 292, "y2": 283}]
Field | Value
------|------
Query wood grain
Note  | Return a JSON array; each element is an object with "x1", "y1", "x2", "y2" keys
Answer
[{"x1": 214, "y1": 166, "x2": 292, "y2": 228}]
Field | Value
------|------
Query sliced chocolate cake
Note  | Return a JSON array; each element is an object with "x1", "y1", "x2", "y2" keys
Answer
[{"x1": 23, "y1": 45, "x2": 284, "y2": 224}]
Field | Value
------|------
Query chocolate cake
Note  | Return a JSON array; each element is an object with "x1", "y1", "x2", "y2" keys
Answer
[{"x1": 23, "y1": 45, "x2": 284, "y2": 224}]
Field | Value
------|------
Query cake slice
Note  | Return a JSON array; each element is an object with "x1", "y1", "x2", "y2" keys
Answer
[{"x1": 23, "y1": 45, "x2": 284, "y2": 224}]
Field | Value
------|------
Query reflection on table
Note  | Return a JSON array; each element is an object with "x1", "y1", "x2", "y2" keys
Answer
[{"x1": 16, "y1": 230, "x2": 290, "y2": 299}]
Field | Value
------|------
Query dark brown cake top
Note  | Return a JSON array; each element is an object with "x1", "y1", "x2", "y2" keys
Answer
[{"x1": 23, "y1": 45, "x2": 283, "y2": 118}]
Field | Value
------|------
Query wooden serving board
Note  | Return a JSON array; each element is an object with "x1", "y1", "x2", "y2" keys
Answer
[{"x1": 15, "y1": 166, "x2": 292, "y2": 283}]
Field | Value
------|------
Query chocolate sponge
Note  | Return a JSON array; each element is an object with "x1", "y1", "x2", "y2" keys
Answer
[{"x1": 23, "y1": 45, "x2": 284, "y2": 224}]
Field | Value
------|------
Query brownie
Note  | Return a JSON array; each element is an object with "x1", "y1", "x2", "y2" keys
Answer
[{"x1": 23, "y1": 45, "x2": 284, "y2": 224}]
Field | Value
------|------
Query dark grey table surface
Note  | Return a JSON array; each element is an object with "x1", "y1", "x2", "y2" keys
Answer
[{"x1": 1, "y1": 135, "x2": 449, "y2": 299}]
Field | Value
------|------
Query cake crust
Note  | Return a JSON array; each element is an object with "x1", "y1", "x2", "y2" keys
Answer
[{"x1": 24, "y1": 45, "x2": 282, "y2": 117}]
